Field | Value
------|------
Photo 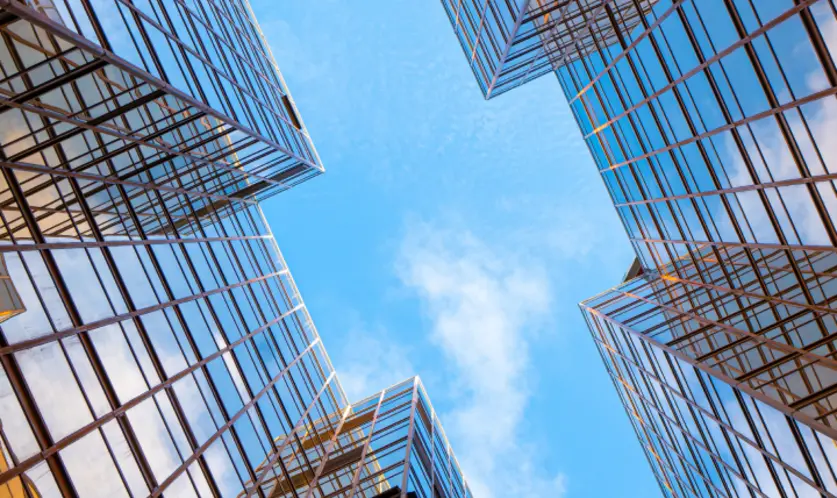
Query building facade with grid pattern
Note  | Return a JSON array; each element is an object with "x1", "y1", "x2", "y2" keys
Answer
[
  {"x1": 441, "y1": 0, "x2": 837, "y2": 496},
  {"x1": 0, "y1": 1, "x2": 471, "y2": 498},
  {"x1": 240, "y1": 377, "x2": 471, "y2": 498}
]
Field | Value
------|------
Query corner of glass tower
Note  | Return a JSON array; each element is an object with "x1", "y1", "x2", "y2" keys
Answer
[{"x1": 440, "y1": 0, "x2": 658, "y2": 99}]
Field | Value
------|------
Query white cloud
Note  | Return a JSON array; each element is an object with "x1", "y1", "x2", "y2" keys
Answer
[
  {"x1": 396, "y1": 220, "x2": 567, "y2": 498},
  {"x1": 335, "y1": 323, "x2": 415, "y2": 402}
]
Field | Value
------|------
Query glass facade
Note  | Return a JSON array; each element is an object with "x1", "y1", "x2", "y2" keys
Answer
[
  {"x1": 0, "y1": 2, "x2": 469, "y2": 498},
  {"x1": 582, "y1": 252, "x2": 837, "y2": 497},
  {"x1": 240, "y1": 377, "x2": 472, "y2": 498},
  {"x1": 440, "y1": 0, "x2": 837, "y2": 496},
  {"x1": 440, "y1": 0, "x2": 657, "y2": 98}
]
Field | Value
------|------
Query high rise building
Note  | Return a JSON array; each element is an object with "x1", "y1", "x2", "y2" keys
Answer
[
  {"x1": 441, "y1": 0, "x2": 837, "y2": 496},
  {"x1": 0, "y1": 1, "x2": 470, "y2": 497}
]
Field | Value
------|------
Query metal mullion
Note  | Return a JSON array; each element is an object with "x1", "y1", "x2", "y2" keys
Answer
[
  {"x1": 242, "y1": 222, "x2": 316, "y2": 420},
  {"x1": 664, "y1": 273, "x2": 836, "y2": 329},
  {"x1": 570, "y1": 34, "x2": 673, "y2": 268},
  {"x1": 479, "y1": 1, "x2": 505, "y2": 70},
  {"x1": 0, "y1": 261, "x2": 283, "y2": 357},
  {"x1": 138, "y1": 187, "x2": 267, "y2": 495},
  {"x1": 227, "y1": 228, "x2": 322, "y2": 428},
  {"x1": 115, "y1": 0, "x2": 290, "y2": 134},
  {"x1": 785, "y1": 408, "x2": 828, "y2": 494},
  {"x1": 1, "y1": 35, "x2": 168, "y2": 495},
  {"x1": 396, "y1": 379, "x2": 420, "y2": 497},
  {"x1": 16, "y1": 168, "x2": 133, "y2": 242},
  {"x1": 169, "y1": 202, "x2": 276, "y2": 393},
  {"x1": 228, "y1": 0, "x2": 282, "y2": 93},
  {"x1": 119, "y1": 0, "x2": 169, "y2": 81},
  {"x1": 63, "y1": 71, "x2": 231, "y2": 496},
  {"x1": 752, "y1": 1, "x2": 837, "y2": 230},
  {"x1": 522, "y1": 0, "x2": 571, "y2": 23},
  {"x1": 0, "y1": 58, "x2": 106, "y2": 114},
  {"x1": 619, "y1": 287, "x2": 834, "y2": 374},
  {"x1": 49, "y1": 110, "x2": 207, "y2": 188},
  {"x1": 722, "y1": 2, "x2": 837, "y2": 374},
  {"x1": 590, "y1": 317, "x2": 687, "y2": 497},
  {"x1": 700, "y1": 77, "x2": 836, "y2": 375},
  {"x1": 680, "y1": 353, "x2": 765, "y2": 497},
  {"x1": 346, "y1": 391, "x2": 386, "y2": 498},
  {"x1": 154, "y1": 115, "x2": 236, "y2": 201},
  {"x1": 29, "y1": 91, "x2": 168, "y2": 497},
  {"x1": 670, "y1": 251, "x2": 829, "y2": 375},
  {"x1": 204, "y1": 23, "x2": 259, "y2": 129},
  {"x1": 592, "y1": 306, "x2": 812, "y2": 493},
  {"x1": 149, "y1": 176, "x2": 291, "y2": 492},
  {"x1": 0, "y1": 95, "x2": 290, "y2": 192},
  {"x1": 631, "y1": 1, "x2": 765, "y2": 286},
  {"x1": 146, "y1": 0, "x2": 204, "y2": 103},
  {"x1": 507, "y1": 4, "x2": 582, "y2": 51},
  {"x1": 2, "y1": 2, "x2": 321, "y2": 173},
  {"x1": 482, "y1": 0, "x2": 529, "y2": 97},
  {"x1": 0, "y1": 333, "x2": 78, "y2": 497},
  {"x1": 583, "y1": 0, "x2": 821, "y2": 141},
  {"x1": 303, "y1": 405, "x2": 353, "y2": 498},
  {"x1": 723, "y1": 0, "x2": 837, "y2": 249},
  {"x1": 223, "y1": 11, "x2": 277, "y2": 102},
  {"x1": 796, "y1": 0, "x2": 837, "y2": 89},
  {"x1": 671, "y1": 295, "x2": 817, "y2": 362},
  {"x1": 617, "y1": 365, "x2": 759, "y2": 497},
  {"x1": 0, "y1": 163, "x2": 88, "y2": 498},
  {"x1": 604, "y1": 2, "x2": 712, "y2": 271},
  {"x1": 620, "y1": 389, "x2": 703, "y2": 498},
  {"x1": 704, "y1": 368, "x2": 781, "y2": 498},
  {"x1": 747, "y1": 353, "x2": 824, "y2": 397},
  {"x1": 171, "y1": 2, "x2": 222, "y2": 106},
  {"x1": 632, "y1": 235, "x2": 837, "y2": 256},
  {"x1": 1, "y1": 88, "x2": 166, "y2": 163},
  {"x1": 614, "y1": 171, "x2": 837, "y2": 208},
  {"x1": 219, "y1": 211, "x2": 326, "y2": 436},
  {"x1": 0, "y1": 234, "x2": 270, "y2": 253},
  {"x1": 608, "y1": 87, "x2": 837, "y2": 178},
  {"x1": 633, "y1": 335, "x2": 731, "y2": 494},
  {"x1": 651, "y1": 341, "x2": 747, "y2": 496},
  {"x1": 201, "y1": 0, "x2": 277, "y2": 82},
  {"x1": 171, "y1": 0, "x2": 283, "y2": 100},
  {"x1": 568, "y1": 0, "x2": 686, "y2": 105},
  {"x1": 742, "y1": 392, "x2": 808, "y2": 496},
  {"x1": 148, "y1": 338, "x2": 322, "y2": 498},
  {"x1": 590, "y1": 295, "x2": 837, "y2": 441},
  {"x1": 568, "y1": 61, "x2": 644, "y2": 252},
  {"x1": 539, "y1": 0, "x2": 614, "y2": 75},
  {"x1": 240, "y1": 373, "x2": 338, "y2": 498},
  {"x1": 466, "y1": 0, "x2": 492, "y2": 67},
  {"x1": 631, "y1": 373, "x2": 773, "y2": 498},
  {"x1": 596, "y1": 322, "x2": 810, "y2": 494}
]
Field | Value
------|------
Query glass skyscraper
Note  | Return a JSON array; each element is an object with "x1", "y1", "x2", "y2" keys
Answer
[
  {"x1": 442, "y1": 0, "x2": 837, "y2": 496},
  {"x1": 0, "y1": 1, "x2": 470, "y2": 498}
]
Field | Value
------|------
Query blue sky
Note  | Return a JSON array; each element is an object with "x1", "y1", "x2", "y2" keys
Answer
[{"x1": 251, "y1": 1, "x2": 659, "y2": 496}]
